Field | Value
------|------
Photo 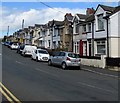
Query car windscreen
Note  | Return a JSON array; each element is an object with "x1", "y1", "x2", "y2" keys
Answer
[
  {"x1": 38, "y1": 50, "x2": 48, "y2": 54},
  {"x1": 68, "y1": 53, "x2": 80, "y2": 58},
  {"x1": 20, "y1": 45, "x2": 25, "y2": 50},
  {"x1": 13, "y1": 43, "x2": 18, "y2": 45}
]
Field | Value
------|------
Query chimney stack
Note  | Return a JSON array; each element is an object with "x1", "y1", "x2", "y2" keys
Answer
[{"x1": 86, "y1": 8, "x2": 95, "y2": 15}]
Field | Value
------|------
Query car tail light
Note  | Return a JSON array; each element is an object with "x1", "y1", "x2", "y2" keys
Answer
[{"x1": 66, "y1": 57, "x2": 71, "y2": 61}]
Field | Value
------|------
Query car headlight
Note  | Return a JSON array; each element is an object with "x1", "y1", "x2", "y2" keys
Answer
[{"x1": 39, "y1": 54, "x2": 41, "y2": 57}]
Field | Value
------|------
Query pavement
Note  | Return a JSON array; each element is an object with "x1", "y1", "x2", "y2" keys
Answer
[{"x1": 81, "y1": 65, "x2": 119, "y2": 78}]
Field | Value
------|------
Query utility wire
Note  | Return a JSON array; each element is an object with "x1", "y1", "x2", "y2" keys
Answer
[{"x1": 37, "y1": 0, "x2": 65, "y2": 14}]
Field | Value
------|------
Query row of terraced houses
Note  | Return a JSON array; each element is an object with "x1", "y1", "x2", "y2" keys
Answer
[{"x1": 9, "y1": 4, "x2": 120, "y2": 69}]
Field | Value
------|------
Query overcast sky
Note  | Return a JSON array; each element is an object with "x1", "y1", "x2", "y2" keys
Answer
[{"x1": 0, "y1": 1, "x2": 119, "y2": 38}]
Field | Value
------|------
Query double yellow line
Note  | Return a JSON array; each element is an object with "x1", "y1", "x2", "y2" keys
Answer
[{"x1": 0, "y1": 82, "x2": 21, "y2": 103}]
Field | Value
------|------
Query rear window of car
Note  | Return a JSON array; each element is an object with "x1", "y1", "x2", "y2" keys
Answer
[
  {"x1": 68, "y1": 53, "x2": 80, "y2": 58},
  {"x1": 52, "y1": 51, "x2": 60, "y2": 56},
  {"x1": 38, "y1": 50, "x2": 48, "y2": 54}
]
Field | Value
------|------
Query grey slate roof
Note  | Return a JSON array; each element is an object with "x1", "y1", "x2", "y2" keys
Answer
[
  {"x1": 85, "y1": 15, "x2": 95, "y2": 22},
  {"x1": 76, "y1": 14, "x2": 88, "y2": 19},
  {"x1": 113, "y1": 5, "x2": 120, "y2": 14},
  {"x1": 98, "y1": 4, "x2": 115, "y2": 13},
  {"x1": 48, "y1": 20, "x2": 64, "y2": 27}
]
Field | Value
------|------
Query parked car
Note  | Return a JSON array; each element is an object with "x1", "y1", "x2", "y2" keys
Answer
[
  {"x1": 48, "y1": 51, "x2": 81, "y2": 69},
  {"x1": 10, "y1": 42, "x2": 19, "y2": 50},
  {"x1": 21, "y1": 45, "x2": 37, "y2": 56},
  {"x1": 8, "y1": 42, "x2": 13, "y2": 48},
  {"x1": 16, "y1": 44, "x2": 25, "y2": 54},
  {"x1": 4, "y1": 41, "x2": 10, "y2": 46},
  {"x1": 31, "y1": 49, "x2": 50, "y2": 62}
]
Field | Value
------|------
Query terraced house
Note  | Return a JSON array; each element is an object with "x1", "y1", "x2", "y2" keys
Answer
[{"x1": 12, "y1": 4, "x2": 120, "y2": 68}]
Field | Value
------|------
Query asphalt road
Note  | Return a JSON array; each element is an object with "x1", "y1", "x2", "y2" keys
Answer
[{"x1": 2, "y1": 45, "x2": 119, "y2": 102}]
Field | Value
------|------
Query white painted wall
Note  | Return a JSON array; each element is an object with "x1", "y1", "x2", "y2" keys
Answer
[
  {"x1": 110, "y1": 11, "x2": 120, "y2": 37},
  {"x1": 109, "y1": 38, "x2": 119, "y2": 57},
  {"x1": 81, "y1": 55, "x2": 106, "y2": 68}
]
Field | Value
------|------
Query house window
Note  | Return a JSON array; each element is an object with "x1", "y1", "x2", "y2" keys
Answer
[
  {"x1": 97, "y1": 14, "x2": 104, "y2": 30},
  {"x1": 83, "y1": 25, "x2": 86, "y2": 32},
  {"x1": 53, "y1": 41, "x2": 56, "y2": 49},
  {"x1": 88, "y1": 23, "x2": 91, "y2": 32},
  {"x1": 48, "y1": 40, "x2": 50, "y2": 47},
  {"x1": 74, "y1": 42, "x2": 79, "y2": 54},
  {"x1": 58, "y1": 29, "x2": 60, "y2": 36},
  {"x1": 58, "y1": 41, "x2": 60, "y2": 48},
  {"x1": 97, "y1": 40, "x2": 106, "y2": 54},
  {"x1": 75, "y1": 24, "x2": 79, "y2": 34}
]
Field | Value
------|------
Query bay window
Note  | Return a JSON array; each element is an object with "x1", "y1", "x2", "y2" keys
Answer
[{"x1": 97, "y1": 14, "x2": 104, "y2": 30}]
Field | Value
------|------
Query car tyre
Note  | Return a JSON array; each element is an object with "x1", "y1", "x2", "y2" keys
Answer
[
  {"x1": 36, "y1": 57, "x2": 39, "y2": 62},
  {"x1": 62, "y1": 62, "x2": 67, "y2": 70},
  {"x1": 31, "y1": 56, "x2": 33, "y2": 60},
  {"x1": 48, "y1": 60, "x2": 52, "y2": 66},
  {"x1": 23, "y1": 53, "x2": 26, "y2": 57}
]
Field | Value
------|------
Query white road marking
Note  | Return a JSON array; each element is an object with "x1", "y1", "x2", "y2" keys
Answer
[
  {"x1": 35, "y1": 68, "x2": 58, "y2": 77},
  {"x1": 82, "y1": 68, "x2": 119, "y2": 78},
  {"x1": 15, "y1": 61, "x2": 25, "y2": 65},
  {"x1": 77, "y1": 81, "x2": 118, "y2": 94}
]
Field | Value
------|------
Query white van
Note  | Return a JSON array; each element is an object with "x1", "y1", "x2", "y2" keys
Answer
[{"x1": 22, "y1": 45, "x2": 37, "y2": 56}]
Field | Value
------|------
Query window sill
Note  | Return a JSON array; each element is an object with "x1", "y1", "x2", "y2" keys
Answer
[
  {"x1": 74, "y1": 33, "x2": 79, "y2": 35},
  {"x1": 53, "y1": 35, "x2": 56, "y2": 37},
  {"x1": 82, "y1": 32, "x2": 87, "y2": 34},
  {"x1": 86, "y1": 31, "x2": 91, "y2": 33},
  {"x1": 96, "y1": 29, "x2": 105, "y2": 32}
]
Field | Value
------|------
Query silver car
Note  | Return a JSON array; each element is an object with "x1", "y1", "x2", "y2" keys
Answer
[{"x1": 48, "y1": 51, "x2": 81, "y2": 69}]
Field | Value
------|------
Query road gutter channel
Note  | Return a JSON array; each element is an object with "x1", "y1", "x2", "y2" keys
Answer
[{"x1": 81, "y1": 68, "x2": 119, "y2": 79}]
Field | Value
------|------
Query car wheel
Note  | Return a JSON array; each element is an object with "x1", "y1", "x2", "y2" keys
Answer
[
  {"x1": 36, "y1": 57, "x2": 39, "y2": 62},
  {"x1": 23, "y1": 53, "x2": 26, "y2": 57},
  {"x1": 62, "y1": 62, "x2": 67, "y2": 70},
  {"x1": 48, "y1": 60, "x2": 52, "y2": 66},
  {"x1": 31, "y1": 56, "x2": 33, "y2": 60},
  {"x1": 77, "y1": 66, "x2": 81, "y2": 70}
]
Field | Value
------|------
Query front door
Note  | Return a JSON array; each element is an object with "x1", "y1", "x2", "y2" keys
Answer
[{"x1": 89, "y1": 43, "x2": 91, "y2": 56}]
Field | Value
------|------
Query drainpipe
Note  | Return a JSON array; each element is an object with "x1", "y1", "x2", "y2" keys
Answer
[
  {"x1": 104, "y1": 15, "x2": 109, "y2": 58},
  {"x1": 92, "y1": 21, "x2": 94, "y2": 56},
  {"x1": 106, "y1": 18, "x2": 109, "y2": 58}
]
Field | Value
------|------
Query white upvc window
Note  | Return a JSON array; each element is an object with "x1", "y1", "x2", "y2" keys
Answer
[
  {"x1": 82, "y1": 25, "x2": 86, "y2": 32},
  {"x1": 97, "y1": 40, "x2": 106, "y2": 54},
  {"x1": 53, "y1": 41, "x2": 56, "y2": 49},
  {"x1": 74, "y1": 41, "x2": 79, "y2": 54},
  {"x1": 75, "y1": 24, "x2": 79, "y2": 34},
  {"x1": 48, "y1": 40, "x2": 50, "y2": 48},
  {"x1": 88, "y1": 23, "x2": 91, "y2": 32},
  {"x1": 97, "y1": 14, "x2": 104, "y2": 30}
]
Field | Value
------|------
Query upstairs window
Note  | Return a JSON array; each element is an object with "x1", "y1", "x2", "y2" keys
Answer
[
  {"x1": 97, "y1": 14, "x2": 104, "y2": 30},
  {"x1": 82, "y1": 25, "x2": 86, "y2": 32},
  {"x1": 75, "y1": 24, "x2": 79, "y2": 34},
  {"x1": 88, "y1": 23, "x2": 91, "y2": 32},
  {"x1": 58, "y1": 29, "x2": 60, "y2": 36}
]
